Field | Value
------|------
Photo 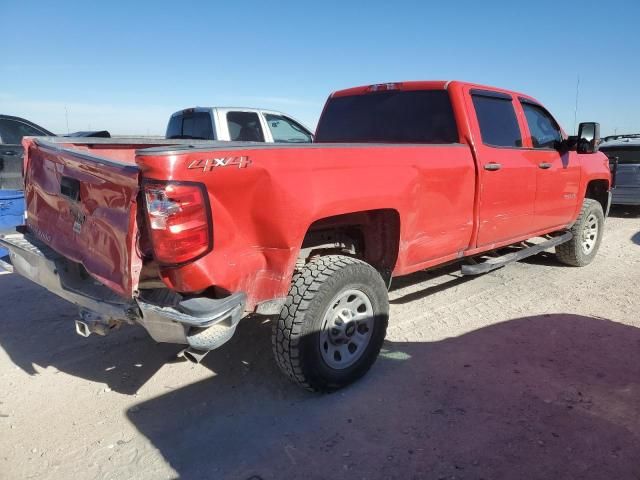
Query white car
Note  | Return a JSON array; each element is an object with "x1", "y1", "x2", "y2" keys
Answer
[{"x1": 165, "y1": 107, "x2": 313, "y2": 143}]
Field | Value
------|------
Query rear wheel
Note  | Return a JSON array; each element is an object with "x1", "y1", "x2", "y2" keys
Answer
[
  {"x1": 556, "y1": 198, "x2": 605, "y2": 266},
  {"x1": 272, "y1": 255, "x2": 389, "y2": 392}
]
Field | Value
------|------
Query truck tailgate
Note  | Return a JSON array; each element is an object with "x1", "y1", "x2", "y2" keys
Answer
[{"x1": 24, "y1": 138, "x2": 142, "y2": 297}]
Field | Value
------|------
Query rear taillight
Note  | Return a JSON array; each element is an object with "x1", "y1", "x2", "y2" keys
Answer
[{"x1": 143, "y1": 181, "x2": 211, "y2": 264}]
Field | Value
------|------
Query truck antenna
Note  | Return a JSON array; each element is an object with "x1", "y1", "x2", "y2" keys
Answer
[
  {"x1": 65, "y1": 106, "x2": 70, "y2": 134},
  {"x1": 573, "y1": 75, "x2": 580, "y2": 135}
]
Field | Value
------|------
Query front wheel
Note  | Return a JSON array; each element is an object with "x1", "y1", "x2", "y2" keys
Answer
[
  {"x1": 272, "y1": 255, "x2": 389, "y2": 392},
  {"x1": 556, "y1": 198, "x2": 605, "y2": 266}
]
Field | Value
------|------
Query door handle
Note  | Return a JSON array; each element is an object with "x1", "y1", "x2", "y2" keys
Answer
[
  {"x1": 2, "y1": 151, "x2": 17, "y2": 156},
  {"x1": 484, "y1": 162, "x2": 502, "y2": 171},
  {"x1": 539, "y1": 162, "x2": 553, "y2": 169}
]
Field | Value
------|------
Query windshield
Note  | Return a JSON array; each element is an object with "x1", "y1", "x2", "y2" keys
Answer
[
  {"x1": 315, "y1": 89, "x2": 458, "y2": 144},
  {"x1": 166, "y1": 111, "x2": 215, "y2": 140}
]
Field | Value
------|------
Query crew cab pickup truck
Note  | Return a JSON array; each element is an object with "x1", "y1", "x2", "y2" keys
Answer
[
  {"x1": 0, "y1": 81, "x2": 611, "y2": 392},
  {"x1": 166, "y1": 107, "x2": 313, "y2": 143}
]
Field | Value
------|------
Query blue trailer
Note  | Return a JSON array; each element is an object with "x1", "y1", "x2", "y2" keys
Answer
[{"x1": 0, "y1": 190, "x2": 24, "y2": 259}]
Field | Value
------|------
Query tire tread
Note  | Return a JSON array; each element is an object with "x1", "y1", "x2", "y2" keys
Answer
[
  {"x1": 272, "y1": 255, "x2": 384, "y2": 392},
  {"x1": 556, "y1": 198, "x2": 604, "y2": 266}
]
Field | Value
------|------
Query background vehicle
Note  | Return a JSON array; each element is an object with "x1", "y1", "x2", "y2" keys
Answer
[
  {"x1": 1, "y1": 81, "x2": 611, "y2": 392},
  {"x1": 600, "y1": 134, "x2": 640, "y2": 205},
  {"x1": 0, "y1": 115, "x2": 111, "y2": 190},
  {"x1": 0, "y1": 115, "x2": 110, "y2": 259},
  {"x1": 166, "y1": 107, "x2": 313, "y2": 143},
  {"x1": 0, "y1": 115, "x2": 53, "y2": 259},
  {"x1": 0, "y1": 115, "x2": 54, "y2": 190}
]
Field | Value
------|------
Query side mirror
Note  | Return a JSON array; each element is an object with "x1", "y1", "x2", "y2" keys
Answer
[
  {"x1": 556, "y1": 137, "x2": 572, "y2": 153},
  {"x1": 577, "y1": 122, "x2": 600, "y2": 154}
]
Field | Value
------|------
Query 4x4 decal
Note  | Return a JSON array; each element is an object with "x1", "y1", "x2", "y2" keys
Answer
[{"x1": 187, "y1": 156, "x2": 251, "y2": 171}]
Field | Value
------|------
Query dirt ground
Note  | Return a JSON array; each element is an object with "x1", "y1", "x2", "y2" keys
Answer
[{"x1": 1, "y1": 207, "x2": 639, "y2": 480}]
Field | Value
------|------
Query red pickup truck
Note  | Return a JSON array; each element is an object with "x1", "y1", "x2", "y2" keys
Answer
[{"x1": 0, "y1": 81, "x2": 611, "y2": 392}]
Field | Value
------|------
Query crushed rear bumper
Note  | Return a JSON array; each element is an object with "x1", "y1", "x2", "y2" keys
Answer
[{"x1": 0, "y1": 231, "x2": 246, "y2": 351}]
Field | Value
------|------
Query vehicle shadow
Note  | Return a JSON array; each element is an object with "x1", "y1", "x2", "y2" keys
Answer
[
  {"x1": 0, "y1": 262, "x2": 483, "y2": 393},
  {"x1": 126, "y1": 313, "x2": 640, "y2": 480},
  {"x1": 632, "y1": 231, "x2": 640, "y2": 246},
  {"x1": 3, "y1": 275, "x2": 640, "y2": 478},
  {"x1": 389, "y1": 263, "x2": 475, "y2": 304},
  {"x1": 608, "y1": 205, "x2": 640, "y2": 218},
  {"x1": 519, "y1": 250, "x2": 563, "y2": 267},
  {"x1": 0, "y1": 273, "x2": 180, "y2": 394}
]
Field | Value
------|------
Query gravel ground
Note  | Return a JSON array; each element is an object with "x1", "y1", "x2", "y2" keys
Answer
[{"x1": 1, "y1": 207, "x2": 639, "y2": 480}]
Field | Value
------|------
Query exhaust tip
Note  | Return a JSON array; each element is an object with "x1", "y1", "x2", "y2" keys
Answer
[{"x1": 179, "y1": 347, "x2": 209, "y2": 364}]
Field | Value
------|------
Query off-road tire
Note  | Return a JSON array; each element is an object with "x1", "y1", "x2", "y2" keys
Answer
[
  {"x1": 272, "y1": 255, "x2": 389, "y2": 392},
  {"x1": 556, "y1": 198, "x2": 605, "y2": 266}
]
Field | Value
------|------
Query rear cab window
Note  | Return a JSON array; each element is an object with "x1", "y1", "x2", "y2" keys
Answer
[
  {"x1": 600, "y1": 145, "x2": 640, "y2": 165},
  {"x1": 227, "y1": 112, "x2": 265, "y2": 142},
  {"x1": 471, "y1": 91, "x2": 522, "y2": 148},
  {"x1": 315, "y1": 89, "x2": 459, "y2": 144},
  {"x1": 166, "y1": 111, "x2": 215, "y2": 140}
]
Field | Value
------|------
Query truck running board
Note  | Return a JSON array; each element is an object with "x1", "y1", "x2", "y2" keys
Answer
[{"x1": 461, "y1": 232, "x2": 573, "y2": 276}]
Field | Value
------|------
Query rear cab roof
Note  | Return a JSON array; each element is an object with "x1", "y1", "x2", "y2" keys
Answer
[{"x1": 329, "y1": 80, "x2": 543, "y2": 105}]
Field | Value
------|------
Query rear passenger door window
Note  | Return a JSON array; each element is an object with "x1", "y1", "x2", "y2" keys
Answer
[
  {"x1": 471, "y1": 93, "x2": 522, "y2": 147},
  {"x1": 227, "y1": 112, "x2": 265, "y2": 142},
  {"x1": 521, "y1": 102, "x2": 563, "y2": 149}
]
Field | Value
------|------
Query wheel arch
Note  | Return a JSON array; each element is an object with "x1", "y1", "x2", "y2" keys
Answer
[
  {"x1": 584, "y1": 178, "x2": 610, "y2": 215},
  {"x1": 297, "y1": 209, "x2": 401, "y2": 283}
]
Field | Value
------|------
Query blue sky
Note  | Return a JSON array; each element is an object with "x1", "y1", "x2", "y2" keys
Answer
[{"x1": 2, "y1": 0, "x2": 638, "y2": 136}]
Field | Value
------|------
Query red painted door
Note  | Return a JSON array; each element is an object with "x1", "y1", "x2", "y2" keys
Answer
[{"x1": 466, "y1": 89, "x2": 537, "y2": 247}]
